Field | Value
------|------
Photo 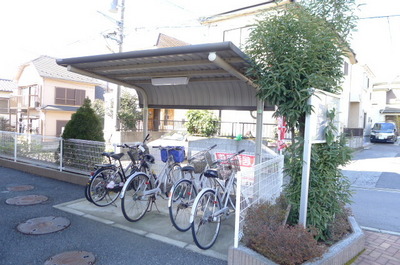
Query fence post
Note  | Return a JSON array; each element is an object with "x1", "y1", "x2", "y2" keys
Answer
[
  {"x1": 59, "y1": 138, "x2": 63, "y2": 172},
  {"x1": 14, "y1": 132, "x2": 17, "y2": 162},
  {"x1": 234, "y1": 171, "x2": 243, "y2": 248}
]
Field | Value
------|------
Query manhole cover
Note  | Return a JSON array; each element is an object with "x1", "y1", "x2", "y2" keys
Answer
[
  {"x1": 17, "y1": 216, "x2": 70, "y2": 235},
  {"x1": 6, "y1": 195, "x2": 48, "y2": 205},
  {"x1": 44, "y1": 251, "x2": 95, "y2": 265},
  {"x1": 7, "y1": 185, "x2": 34, "y2": 191}
]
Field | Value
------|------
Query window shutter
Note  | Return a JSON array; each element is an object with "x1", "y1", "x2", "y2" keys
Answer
[
  {"x1": 55, "y1": 87, "x2": 66, "y2": 104},
  {"x1": 76, "y1": 90, "x2": 86, "y2": 106}
]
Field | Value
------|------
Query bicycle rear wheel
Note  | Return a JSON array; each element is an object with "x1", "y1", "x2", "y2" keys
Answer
[
  {"x1": 89, "y1": 168, "x2": 123, "y2": 207},
  {"x1": 84, "y1": 177, "x2": 92, "y2": 202},
  {"x1": 169, "y1": 179, "x2": 198, "y2": 232},
  {"x1": 121, "y1": 173, "x2": 152, "y2": 222},
  {"x1": 191, "y1": 190, "x2": 221, "y2": 249}
]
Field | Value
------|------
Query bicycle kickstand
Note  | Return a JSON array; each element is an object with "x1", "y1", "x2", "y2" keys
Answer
[{"x1": 147, "y1": 195, "x2": 160, "y2": 213}]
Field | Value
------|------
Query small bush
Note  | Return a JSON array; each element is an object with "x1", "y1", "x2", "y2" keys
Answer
[
  {"x1": 185, "y1": 110, "x2": 219, "y2": 137},
  {"x1": 242, "y1": 196, "x2": 326, "y2": 265}
]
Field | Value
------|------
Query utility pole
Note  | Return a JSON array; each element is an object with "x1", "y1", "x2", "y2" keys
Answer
[{"x1": 109, "y1": 0, "x2": 125, "y2": 131}]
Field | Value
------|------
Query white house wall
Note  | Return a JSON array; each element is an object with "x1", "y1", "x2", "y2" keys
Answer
[{"x1": 17, "y1": 63, "x2": 42, "y2": 87}]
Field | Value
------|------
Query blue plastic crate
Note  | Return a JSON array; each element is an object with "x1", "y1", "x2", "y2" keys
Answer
[{"x1": 160, "y1": 146, "x2": 185, "y2": 163}]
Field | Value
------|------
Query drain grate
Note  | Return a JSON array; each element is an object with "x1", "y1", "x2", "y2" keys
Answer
[
  {"x1": 7, "y1": 185, "x2": 34, "y2": 191},
  {"x1": 6, "y1": 195, "x2": 48, "y2": 205},
  {"x1": 44, "y1": 251, "x2": 95, "y2": 265},
  {"x1": 17, "y1": 216, "x2": 70, "y2": 235}
]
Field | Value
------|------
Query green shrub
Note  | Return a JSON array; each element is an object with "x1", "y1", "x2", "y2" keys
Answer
[
  {"x1": 285, "y1": 109, "x2": 353, "y2": 240},
  {"x1": 58, "y1": 98, "x2": 105, "y2": 171},
  {"x1": 185, "y1": 110, "x2": 219, "y2": 137},
  {"x1": 62, "y1": 98, "x2": 104, "y2": 142}
]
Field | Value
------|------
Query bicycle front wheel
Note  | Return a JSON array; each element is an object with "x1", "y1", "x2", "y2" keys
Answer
[
  {"x1": 169, "y1": 179, "x2": 198, "y2": 232},
  {"x1": 121, "y1": 173, "x2": 152, "y2": 222},
  {"x1": 89, "y1": 168, "x2": 123, "y2": 207},
  {"x1": 191, "y1": 190, "x2": 221, "y2": 249}
]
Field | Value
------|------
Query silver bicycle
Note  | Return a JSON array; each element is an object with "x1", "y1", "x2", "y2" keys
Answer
[
  {"x1": 120, "y1": 145, "x2": 184, "y2": 222},
  {"x1": 168, "y1": 144, "x2": 217, "y2": 232},
  {"x1": 189, "y1": 149, "x2": 245, "y2": 249}
]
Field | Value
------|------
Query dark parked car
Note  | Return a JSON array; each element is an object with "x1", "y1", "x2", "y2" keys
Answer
[{"x1": 370, "y1": 122, "x2": 398, "y2": 143}]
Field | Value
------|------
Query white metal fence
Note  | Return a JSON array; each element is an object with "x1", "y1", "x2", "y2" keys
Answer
[
  {"x1": 234, "y1": 153, "x2": 284, "y2": 248},
  {"x1": 0, "y1": 131, "x2": 107, "y2": 175}
]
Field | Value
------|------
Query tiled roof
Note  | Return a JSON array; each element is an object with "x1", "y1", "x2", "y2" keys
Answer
[
  {"x1": 0, "y1": 79, "x2": 17, "y2": 92},
  {"x1": 155, "y1": 33, "x2": 190, "y2": 48},
  {"x1": 31, "y1": 55, "x2": 100, "y2": 85}
]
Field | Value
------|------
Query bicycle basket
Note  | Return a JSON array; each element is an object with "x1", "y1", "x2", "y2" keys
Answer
[
  {"x1": 189, "y1": 151, "x2": 213, "y2": 174},
  {"x1": 127, "y1": 149, "x2": 140, "y2": 162},
  {"x1": 217, "y1": 159, "x2": 240, "y2": 180},
  {"x1": 160, "y1": 146, "x2": 185, "y2": 163},
  {"x1": 190, "y1": 158, "x2": 207, "y2": 174}
]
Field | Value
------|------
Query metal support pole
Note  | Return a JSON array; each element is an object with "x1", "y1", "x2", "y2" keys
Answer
[
  {"x1": 299, "y1": 93, "x2": 314, "y2": 227},
  {"x1": 60, "y1": 138, "x2": 63, "y2": 172},
  {"x1": 255, "y1": 99, "x2": 264, "y2": 165},
  {"x1": 234, "y1": 171, "x2": 243, "y2": 248},
  {"x1": 14, "y1": 132, "x2": 17, "y2": 162}
]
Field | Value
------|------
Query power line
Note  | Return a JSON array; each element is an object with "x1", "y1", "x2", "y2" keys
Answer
[{"x1": 360, "y1": 14, "x2": 400, "y2": 19}]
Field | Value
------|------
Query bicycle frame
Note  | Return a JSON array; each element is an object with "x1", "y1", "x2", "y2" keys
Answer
[
  {"x1": 120, "y1": 147, "x2": 181, "y2": 199},
  {"x1": 189, "y1": 171, "x2": 236, "y2": 224}
]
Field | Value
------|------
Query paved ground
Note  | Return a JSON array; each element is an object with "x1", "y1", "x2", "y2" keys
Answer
[
  {"x1": 0, "y1": 167, "x2": 227, "y2": 265},
  {"x1": 2, "y1": 153, "x2": 400, "y2": 264},
  {"x1": 354, "y1": 230, "x2": 400, "y2": 265}
]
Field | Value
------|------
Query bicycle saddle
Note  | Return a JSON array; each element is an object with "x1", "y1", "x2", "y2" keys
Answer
[
  {"x1": 111, "y1": 153, "x2": 124, "y2": 160},
  {"x1": 101, "y1": 152, "x2": 114, "y2": 157},
  {"x1": 181, "y1": 165, "x2": 195, "y2": 172},
  {"x1": 204, "y1": 169, "x2": 218, "y2": 178}
]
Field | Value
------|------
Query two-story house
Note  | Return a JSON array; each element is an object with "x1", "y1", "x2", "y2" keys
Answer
[
  {"x1": 0, "y1": 79, "x2": 16, "y2": 126},
  {"x1": 370, "y1": 80, "x2": 400, "y2": 130},
  {"x1": 11, "y1": 55, "x2": 100, "y2": 137}
]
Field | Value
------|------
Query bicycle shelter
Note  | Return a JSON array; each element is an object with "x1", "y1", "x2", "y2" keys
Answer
[{"x1": 56, "y1": 41, "x2": 270, "y2": 164}]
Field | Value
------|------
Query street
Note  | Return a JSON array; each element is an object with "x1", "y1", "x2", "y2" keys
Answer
[{"x1": 343, "y1": 142, "x2": 400, "y2": 234}]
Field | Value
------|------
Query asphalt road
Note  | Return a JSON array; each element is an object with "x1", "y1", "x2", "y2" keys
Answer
[
  {"x1": 343, "y1": 142, "x2": 400, "y2": 234},
  {"x1": 0, "y1": 167, "x2": 227, "y2": 265}
]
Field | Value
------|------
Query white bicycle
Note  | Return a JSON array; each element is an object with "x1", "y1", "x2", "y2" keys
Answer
[
  {"x1": 168, "y1": 144, "x2": 217, "y2": 232},
  {"x1": 189, "y1": 150, "x2": 245, "y2": 249},
  {"x1": 120, "y1": 146, "x2": 184, "y2": 222}
]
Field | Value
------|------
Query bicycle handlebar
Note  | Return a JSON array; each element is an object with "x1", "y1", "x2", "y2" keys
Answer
[
  {"x1": 143, "y1": 133, "x2": 150, "y2": 143},
  {"x1": 211, "y1": 149, "x2": 245, "y2": 166}
]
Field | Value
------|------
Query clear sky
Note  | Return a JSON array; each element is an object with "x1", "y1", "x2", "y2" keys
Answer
[{"x1": 0, "y1": 0, "x2": 399, "y2": 82}]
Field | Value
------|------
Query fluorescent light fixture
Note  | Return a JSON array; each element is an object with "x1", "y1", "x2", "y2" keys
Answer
[{"x1": 151, "y1": 77, "x2": 189, "y2": 86}]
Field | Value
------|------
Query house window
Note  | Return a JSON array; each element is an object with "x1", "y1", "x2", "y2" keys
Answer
[
  {"x1": 223, "y1": 26, "x2": 253, "y2": 48},
  {"x1": 55, "y1": 87, "x2": 86, "y2": 106},
  {"x1": 0, "y1": 98, "x2": 9, "y2": 114}
]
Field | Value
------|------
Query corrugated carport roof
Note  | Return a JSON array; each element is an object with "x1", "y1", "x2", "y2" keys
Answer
[{"x1": 57, "y1": 41, "x2": 270, "y2": 111}]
